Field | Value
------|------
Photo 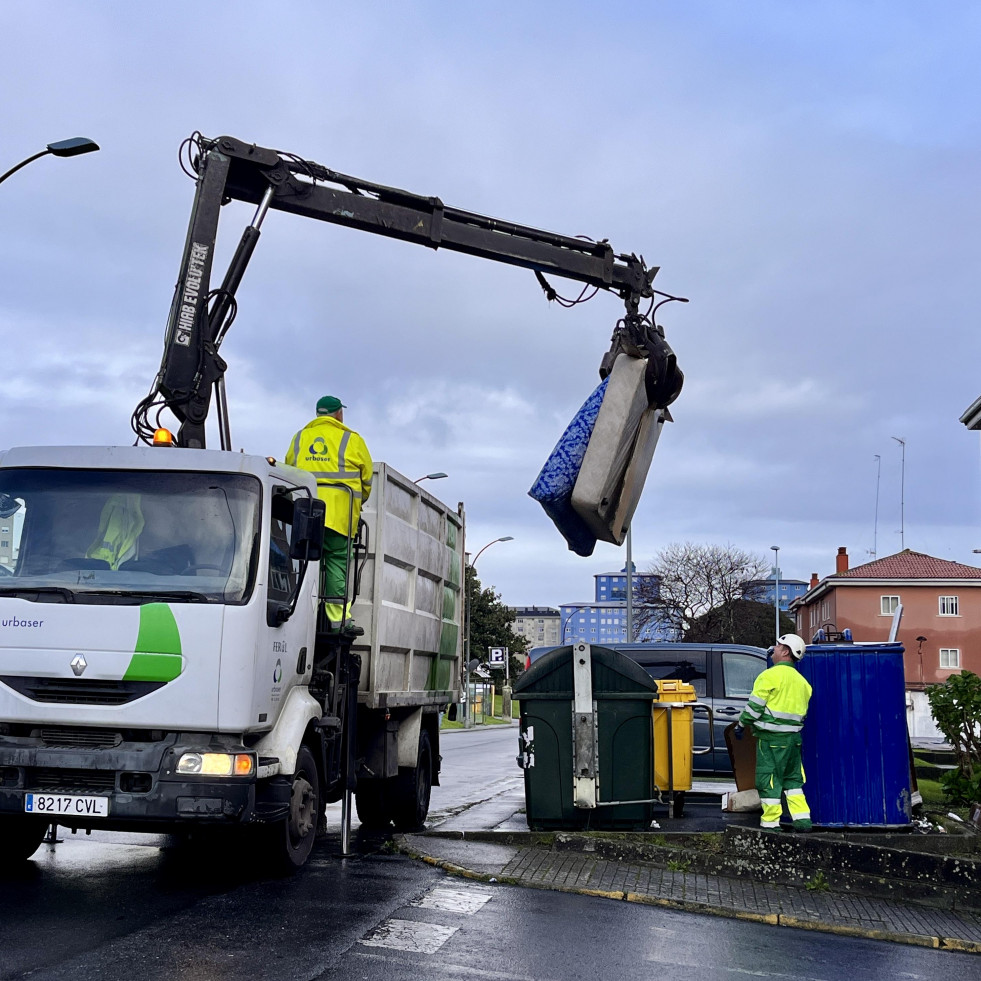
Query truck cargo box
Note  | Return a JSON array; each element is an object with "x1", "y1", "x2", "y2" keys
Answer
[{"x1": 351, "y1": 463, "x2": 464, "y2": 710}]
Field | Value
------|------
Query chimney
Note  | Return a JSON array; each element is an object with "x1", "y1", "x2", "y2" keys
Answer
[
  {"x1": 809, "y1": 572, "x2": 819, "y2": 589},
  {"x1": 835, "y1": 547, "x2": 849, "y2": 574}
]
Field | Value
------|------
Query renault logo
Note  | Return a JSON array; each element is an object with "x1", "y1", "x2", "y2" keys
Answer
[{"x1": 70, "y1": 655, "x2": 87, "y2": 677}]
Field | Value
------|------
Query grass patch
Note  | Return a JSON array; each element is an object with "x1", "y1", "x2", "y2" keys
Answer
[
  {"x1": 917, "y1": 775, "x2": 945, "y2": 806},
  {"x1": 494, "y1": 694, "x2": 520, "y2": 719},
  {"x1": 440, "y1": 712, "x2": 512, "y2": 729},
  {"x1": 477, "y1": 714, "x2": 513, "y2": 726}
]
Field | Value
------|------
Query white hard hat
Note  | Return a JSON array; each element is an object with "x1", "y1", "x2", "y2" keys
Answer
[{"x1": 777, "y1": 633, "x2": 807, "y2": 660}]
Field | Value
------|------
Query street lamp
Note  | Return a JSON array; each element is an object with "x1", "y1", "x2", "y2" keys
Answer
[
  {"x1": 770, "y1": 545, "x2": 780, "y2": 643},
  {"x1": 915, "y1": 636, "x2": 927, "y2": 685},
  {"x1": 463, "y1": 535, "x2": 514, "y2": 728},
  {"x1": 561, "y1": 605, "x2": 591, "y2": 643},
  {"x1": 414, "y1": 472, "x2": 448, "y2": 483},
  {"x1": 0, "y1": 138, "x2": 100, "y2": 187}
]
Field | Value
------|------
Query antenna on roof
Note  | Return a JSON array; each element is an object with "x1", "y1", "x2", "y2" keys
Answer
[
  {"x1": 872, "y1": 454, "x2": 880, "y2": 559},
  {"x1": 891, "y1": 437, "x2": 906, "y2": 549}
]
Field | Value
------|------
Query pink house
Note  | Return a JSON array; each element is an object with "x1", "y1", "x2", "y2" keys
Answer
[{"x1": 791, "y1": 548, "x2": 981, "y2": 689}]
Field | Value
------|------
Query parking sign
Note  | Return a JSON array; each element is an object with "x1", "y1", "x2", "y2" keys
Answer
[{"x1": 488, "y1": 646, "x2": 506, "y2": 668}]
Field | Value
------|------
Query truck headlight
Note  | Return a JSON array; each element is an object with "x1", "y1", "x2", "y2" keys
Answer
[{"x1": 176, "y1": 752, "x2": 254, "y2": 777}]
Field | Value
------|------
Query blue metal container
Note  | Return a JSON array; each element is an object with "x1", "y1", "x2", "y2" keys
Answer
[{"x1": 798, "y1": 643, "x2": 911, "y2": 827}]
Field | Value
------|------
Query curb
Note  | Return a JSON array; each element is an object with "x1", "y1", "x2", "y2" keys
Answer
[{"x1": 395, "y1": 837, "x2": 981, "y2": 954}]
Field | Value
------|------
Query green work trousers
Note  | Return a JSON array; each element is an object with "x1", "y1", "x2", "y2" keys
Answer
[
  {"x1": 322, "y1": 527, "x2": 352, "y2": 626},
  {"x1": 755, "y1": 732, "x2": 812, "y2": 830}
]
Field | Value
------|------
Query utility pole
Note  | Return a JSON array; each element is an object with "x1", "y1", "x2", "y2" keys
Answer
[
  {"x1": 626, "y1": 526, "x2": 633, "y2": 642},
  {"x1": 770, "y1": 545, "x2": 780, "y2": 644}
]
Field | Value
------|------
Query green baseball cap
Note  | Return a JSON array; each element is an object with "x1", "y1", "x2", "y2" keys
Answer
[{"x1": 316, "y1": 395, "x2": 347, "y2": 415}]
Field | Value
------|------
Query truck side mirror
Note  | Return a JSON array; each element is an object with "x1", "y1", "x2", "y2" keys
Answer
[{"x1": 290, "y1": 498, "x2": 326, "y2": 561}]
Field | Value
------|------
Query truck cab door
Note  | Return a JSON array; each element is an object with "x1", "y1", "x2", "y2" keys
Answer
[{"x1": 254, "y1": 489, "x2": 317, "y2": 725}]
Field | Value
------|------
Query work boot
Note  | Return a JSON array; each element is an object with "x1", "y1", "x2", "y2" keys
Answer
[
  {"x1": 791, "y1": 820, "x2": 813, "y2": 833},
  {"x1": 341, "y1": 619, "x2": 364, "y2": 637}
]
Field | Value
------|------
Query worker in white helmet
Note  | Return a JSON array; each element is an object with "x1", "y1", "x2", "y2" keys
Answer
[{"x1": 735, "y1": 633, "x2": 813, "y2": 832}]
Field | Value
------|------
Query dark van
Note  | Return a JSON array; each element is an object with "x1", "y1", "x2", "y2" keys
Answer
[{"x1": 527, "y1": 642, "x2": 769, "y2": 774}]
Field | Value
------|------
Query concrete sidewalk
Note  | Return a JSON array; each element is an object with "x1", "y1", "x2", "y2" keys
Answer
[{"x1": 397, "y1": 829, "x2": 981, "y2": 954}]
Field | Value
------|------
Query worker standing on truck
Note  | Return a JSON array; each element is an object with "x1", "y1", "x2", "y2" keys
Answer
[
  {"x1": 286, "y1": 395, "x2": 373, "y2": 628},
  {"x1": 735, "y1": 633, "x2": 813, "y2": 832}
]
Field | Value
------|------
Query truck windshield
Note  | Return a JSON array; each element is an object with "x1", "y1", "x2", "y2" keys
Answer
[{"x1": 0, "y1": 468, "x2": 260, "y2": 604}]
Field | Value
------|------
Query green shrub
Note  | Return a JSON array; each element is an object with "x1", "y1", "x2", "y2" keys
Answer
[{"x1": 926, "y1": 670, "x2": 981, "y2": 804}]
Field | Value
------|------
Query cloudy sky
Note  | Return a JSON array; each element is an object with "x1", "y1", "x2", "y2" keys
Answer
[{"x1": 3, "y1": 3, "x2": 980, "y2": 608}]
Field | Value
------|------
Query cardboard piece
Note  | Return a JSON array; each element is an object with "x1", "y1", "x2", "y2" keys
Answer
[{"x1": 724, "y1": 721, "x2": 759, "y2": 793}]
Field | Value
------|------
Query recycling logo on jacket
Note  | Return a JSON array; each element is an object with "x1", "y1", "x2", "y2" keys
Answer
[{"x1": 308, "y1": 436, "x2": 330, "y2": 457}]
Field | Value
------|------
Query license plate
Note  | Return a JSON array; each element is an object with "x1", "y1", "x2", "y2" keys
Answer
[{"x1": 24, "y1": 793, "x2": 109, "y2": 817}]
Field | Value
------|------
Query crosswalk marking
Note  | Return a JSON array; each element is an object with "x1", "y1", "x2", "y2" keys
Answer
[
  {"x1": 359, "y1": 918, "x2": 458, "y2": 954},
  {"x1": 411, "y1": 885, "x2": 493, "y2": 915},
  {"x1": 359, "y1": 882, "x2": 494, "y2": 955}
]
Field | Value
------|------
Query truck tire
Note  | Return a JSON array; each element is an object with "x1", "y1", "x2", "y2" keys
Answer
[
  {"x1": 1, "y1": 816, "x2": 48, "y2": 863},
  {"x1": 355, "y1": 780, "x2": 393, "y2": 830},
  {"x1": 267, "y1": 744, "x2": 320, "y2": 872},
  {"x1": 392, "y1": 729, "x2": 432, "y2": 832}
]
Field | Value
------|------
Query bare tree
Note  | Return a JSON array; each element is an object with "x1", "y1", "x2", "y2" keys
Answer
[{"x1": 635, "y1": 542, "x2": 771, "y2": 642}]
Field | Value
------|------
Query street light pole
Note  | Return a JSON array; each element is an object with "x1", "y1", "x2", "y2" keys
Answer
[
  {"x1": 463, "y1": 535, "x2": 514, "y2": 729},
  {"x1": 414, "y1": 472, "x2": 448, "y2": 483},
  {"x1": 626, "y1": 526, "x2": 634, "y2": 642},
  {"x1": 770, "y1": 545, "x2": 780, "y2": 643},
  {"x1": 0, "y1": 138, "x2": 100, "y2": 187}
]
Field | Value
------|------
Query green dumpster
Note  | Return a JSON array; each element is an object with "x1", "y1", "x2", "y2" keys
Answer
[{"x1": 513, "y1": 642, "x2": 659, "y2": 830}]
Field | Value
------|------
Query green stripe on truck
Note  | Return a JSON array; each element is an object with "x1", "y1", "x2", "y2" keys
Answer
[{"x1": 124, "y1": 603, "x2": 183, "y2": 681}]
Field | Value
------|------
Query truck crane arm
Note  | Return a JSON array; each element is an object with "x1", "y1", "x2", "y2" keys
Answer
[{"x1": 132, "y1": 133, "x2": 684, "y2": 449}]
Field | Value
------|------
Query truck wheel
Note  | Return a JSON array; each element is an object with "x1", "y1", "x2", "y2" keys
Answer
[
  {"x1": 392, "y1": 729, "x2": 432, "y2": 832},
  {"x1": 1, "y1": 816, "x2": 48, "y2": 863},
  {"x1": 355, "y1": 780, "x2": 392, "y2": 830},
  {"x1": 268, "y1": 745, "x2": 320, "y2": 872}
]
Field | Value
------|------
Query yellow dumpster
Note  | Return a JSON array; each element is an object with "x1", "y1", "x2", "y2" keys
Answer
[{"x1": 652, "y1": 679, "x2": 696, "y2": 793}]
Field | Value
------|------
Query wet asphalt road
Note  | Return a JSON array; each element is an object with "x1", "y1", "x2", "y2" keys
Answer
[
  {"x1": 1, "y1": 726, "x2": 976, "y2": 979},
  {"x1": 2, "y1": 837, "x2": 974, "y2": 981}
]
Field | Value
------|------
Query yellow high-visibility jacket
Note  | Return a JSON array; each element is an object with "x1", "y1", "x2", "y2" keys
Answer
[
  {"x1": 285, "y1": 417, "x2": 373, "y2": 537},
  {"x1": 86, "y1": 494, "x2": 145, "y2": 571},
  {"x1": 738, "y1": 663, "x2": 812, "y2": 738}
]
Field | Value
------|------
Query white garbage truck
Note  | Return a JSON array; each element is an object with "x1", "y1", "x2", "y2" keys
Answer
[
  {"x1": 0, "y1": 133, "x2": 684, "y2": 869},
  {"x1": 0, "y1": 449, "x2": 463, "y2": 869}
]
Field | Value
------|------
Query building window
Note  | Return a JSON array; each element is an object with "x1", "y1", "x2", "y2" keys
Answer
[
  {"x1": 880, "y1": 595, "x2": 900, "y2": 616},
  {"x1": 939, "y1": 596, "x2": 959, "y2": 617},
  {"x1": 940, "y1": 648, "x2": 960, "y2": 669}
]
